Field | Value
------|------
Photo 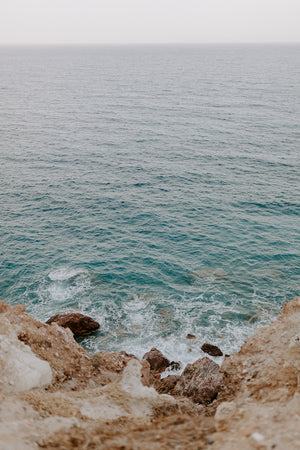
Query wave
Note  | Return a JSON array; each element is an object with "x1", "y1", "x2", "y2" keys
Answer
[{"x1": 48, "y1": 267, "x2": 89, "y2": 282}]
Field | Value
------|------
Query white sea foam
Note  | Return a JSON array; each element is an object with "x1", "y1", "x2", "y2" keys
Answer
[{"x1": 80, "y1": 287, "x2": 280, "y2": 370}]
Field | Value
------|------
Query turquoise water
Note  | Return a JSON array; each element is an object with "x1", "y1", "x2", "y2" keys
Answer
[{"x1": 1, "y1": 45, "x2": 299, "y2": 365}]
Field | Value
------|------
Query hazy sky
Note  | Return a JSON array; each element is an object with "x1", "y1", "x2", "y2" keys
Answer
[{"x1": 1, "y1": 0, "x2": 300, "y2": 45}]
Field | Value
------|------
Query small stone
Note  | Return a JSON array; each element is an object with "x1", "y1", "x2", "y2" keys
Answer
[
  {"x1": 201, "y1": 343, "x2": 223, "y2": 357},
  {"x1": 46, "y1": 313, "x2": 100, "y2": 337},
  {"x1": 186, "y1": 334, "x2": 196, "y2": 339},
  {"x1": 169, "y1": 361, "x2": 182, "y2": 371},
  {"x1": 251, "y1": 432, "x2": 264, "y2": 442}
]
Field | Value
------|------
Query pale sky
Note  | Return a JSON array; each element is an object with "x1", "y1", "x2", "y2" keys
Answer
[{"x1": 1, "y1": 0, "x2": 300, "y2": 45}]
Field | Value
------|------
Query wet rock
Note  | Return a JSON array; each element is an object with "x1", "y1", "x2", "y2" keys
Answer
[
  {"x1": 201, "y1": 343, "x2": 223, "y2": 357},
  {"x1": 46, "y1": 313, "x2": 100, "y2": 337},
  {"x1": 142, "y1": 348, "x2": 170, "y2": 373},
  {"x1": 173, "y1": 357, "x2": 223, "y2": 404},
  {"x1": 169, "y1": 361, "x2": 182, "y2": 371},
  {"x1": 186, "y1": 334, "x2": 196, "y2": 339}
]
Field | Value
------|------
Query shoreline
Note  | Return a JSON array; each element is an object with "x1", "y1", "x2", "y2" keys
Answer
[{"x1": 0, "y1": 297, "x2": 299, "y2": 449}]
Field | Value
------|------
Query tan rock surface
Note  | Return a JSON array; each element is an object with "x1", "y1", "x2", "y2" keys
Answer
[
  {"x1": 0, "y1": 297, "x2": 299, "y2": 449},
  {"x1": 212, "y1": 296, "x2": 300, "y2": 449}
]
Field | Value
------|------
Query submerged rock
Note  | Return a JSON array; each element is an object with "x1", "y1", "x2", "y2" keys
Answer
[
  {"x1": 186, "y1": 333, "x2": 196, "y2": 339},
  {"x1": 190, "y1": 268, "x2": 228, "y2": 280},
  {"x1": 142, "y1": 347, "x2": 170, "y2": 373},
  {"x1": 173, "y1": 357, "x2": 223, "y2": 404},
  {"x1": 201, "y1": 343, "x2": 223, "y2": 357},
  {"x1": 46, "y1": 313, "x2": 100, "y2": 337}
]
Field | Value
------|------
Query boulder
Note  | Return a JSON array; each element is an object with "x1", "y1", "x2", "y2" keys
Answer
[
  {"x1": 142, "y1": 347, "x2": 170, "y2": 373},
  {"x1": 201, "y1": 343, "x2": 223, "y2": 357},
  {"x1": 173, "y1": 357, "x2": 223, "y2": 404},
  {"x1": 46, "y1": 313, "x2": 100, "y2": 337}
]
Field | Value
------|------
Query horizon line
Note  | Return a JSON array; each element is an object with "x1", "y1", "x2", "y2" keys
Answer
[{"x1": 0, "y1": 41, "x2": 299, "y2": 47}]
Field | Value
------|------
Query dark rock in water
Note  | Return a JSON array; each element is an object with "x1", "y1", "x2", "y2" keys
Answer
[
  {"x1": 169, "y1": 361, "x2": 182, "y2": 371},
  {"x1": 46, "y1": 313, "x2": 100, "y2": 337},
  {"x1": 186, "y1": 334, "x2": 196, "y2": 339},
  {"x1": 201, "y1": 343, "x2": 223, "y2": 357},
  {"x1": 156, "y1": 375, "x2": 180, "y2": 394},
  {"x1": 173, "y1": 357, "x2": 223, "y2": 404},
  {"x1": 142, "y1": 347, "x2": 170, "y2": 373}
]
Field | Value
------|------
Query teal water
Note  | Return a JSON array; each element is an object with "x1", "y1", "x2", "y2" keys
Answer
[{"x1": 1, "y1": 45, "x2": 299, "y2": 365}]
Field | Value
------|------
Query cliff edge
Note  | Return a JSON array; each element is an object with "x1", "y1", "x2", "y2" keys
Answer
[{"x1": 0, "y1": 297, "x2": 299, "y2": 449}]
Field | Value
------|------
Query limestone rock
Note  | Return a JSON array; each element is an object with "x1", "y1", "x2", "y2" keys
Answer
[
  {"x1": 46, "y1": 313, "x2": 100, "y2": 337},
  {"x1": 0, "y1": 317, "x2": 52, "y2": 392},
  {"x1": 0, "y1": 297, "x2": 300, "y2": 449},
  {"x1": 142, "y1": 347, "x2": 170, "y2": 373},
  {"x1": 0, "y1": 301, "x2": 108, "y2": 388},
  {"x1": 201, "y1": 343, "x2": 223, "y2": 357},
  {"x1": 173, "y1": 357, "x2": 223, "y2": 404}
]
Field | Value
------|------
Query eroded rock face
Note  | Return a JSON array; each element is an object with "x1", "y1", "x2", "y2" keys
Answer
[
  {"x1": 92, "y1": 351, "x2": 151, "y2": 386},
  {"x1": 142, "y1": 347, "x2": 170, "y2": 373},
  {"x1": 46, "y1": 313, "x2": 100, "y2": 337},
  {"x1": 156, "y1": 375, "x2": 180, "y2": 394},
  {"x1": 0, "y1": 317, "x2": 52, "y2": 392},
  {"x1": 201, "y1": 343, "x2": 223, "y2": 357},
  {"x1": 0, "y1": 298, "x2": 299, "y2": 450},
  {"x1": 0, "y1": 301, "x2": 107, "y2": 389},
  {"x1": 173, "y1": 357, "x2": 223, "y2": 404}
]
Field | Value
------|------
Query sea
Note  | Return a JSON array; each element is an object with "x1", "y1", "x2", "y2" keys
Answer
[{"x1": 1, "y1": 44, "x2": 299, "y2": 366}]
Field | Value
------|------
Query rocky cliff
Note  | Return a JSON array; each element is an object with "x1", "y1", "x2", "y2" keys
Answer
[{"x1": 0, "y1": 297, "x2": 299, "y2": 449}]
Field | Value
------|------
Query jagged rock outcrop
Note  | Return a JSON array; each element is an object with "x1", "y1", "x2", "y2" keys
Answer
[
  {"x1": 46, "y1": 312, "x2": 100, "y2": 337},
  {"x1": 0, "y1": 297, "x2": 299, "y2": 449},
  {"x1": 0, "y1": 316, "x2": 52, "y2": 393},
  {"x1": 211, "y1": 296, "x2": 300, "y2": 449},
  {"x1": 173, "y1": 357, "x2": 223, "y2": 404},
  {"x1": 0, "y1": 301, "x2": 108, "y2": 389}
]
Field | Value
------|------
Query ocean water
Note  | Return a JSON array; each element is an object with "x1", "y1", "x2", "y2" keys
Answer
[{"x1": 1, "y1": 44, "x2": 299, "y2": 366}]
